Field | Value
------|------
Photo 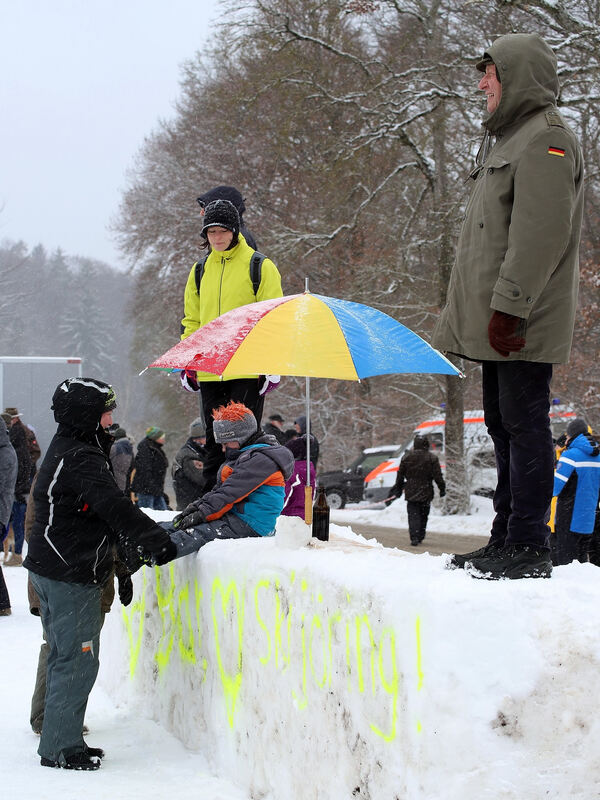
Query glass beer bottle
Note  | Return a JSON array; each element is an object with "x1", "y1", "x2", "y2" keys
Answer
[{"x1": 312, "y1": 486, "x2": 330, "y2": 542}]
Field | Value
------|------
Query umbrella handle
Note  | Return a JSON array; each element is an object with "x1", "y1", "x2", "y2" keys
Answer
[{"x1": 305, "y1": 485, "x2": 313, "y2": 525}]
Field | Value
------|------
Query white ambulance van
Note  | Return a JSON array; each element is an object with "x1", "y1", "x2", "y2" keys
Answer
[{"x1": 363, "y1": 403, "x2": 577, "y2": 503}]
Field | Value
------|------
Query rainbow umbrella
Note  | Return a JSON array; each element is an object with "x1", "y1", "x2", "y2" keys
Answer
[
  {"x1": 149, "y1": 292, "x2": 459, "y2": 380},
  {"x1": 148, "y1": 292, "x2": 461, "y2": 517}
]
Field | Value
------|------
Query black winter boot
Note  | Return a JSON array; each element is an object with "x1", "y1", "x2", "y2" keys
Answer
[
  {"x1": 84, "y1": 744, "x2": 105, "y2": 759},
  {"x1": 445, "y1": 540, "x2": 503, "y2": 570},
  {"x1": 41, "y1": 751, "x2": 101, "y2": 770},
  {"x1": 465, "y1": 543, "x2": 552, "y2": 580}
]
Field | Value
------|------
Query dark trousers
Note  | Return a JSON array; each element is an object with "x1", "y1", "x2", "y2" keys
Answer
[
  {"x1": 0, "y1": 565, "x2": 10, "y2": 610},
  {"x1": 30, "y1": 614, "x2": 106, "y2": 733},
  {"x1": 574, "y1": 533, "x2": 591, "y2": 563},
  {"x1": 136, "y1": 492, "x2": 168, "y2": 510},
  {"x1": 482, "y1": 361, "x2": 553, "y2": 549},
  {"x1": 164, "y1": 513, "x2": 260, "y2": 559},
  {"x1": 552, "y1": 529, "x2": 591, "y2": 566},
  {"x1": 30, "y1": 633, "x2": 48, "y2": 733},
  {"x1": 30, "y1": 573, "x2": 102, "y2": 762},
  {"x1": 10, "y1": 500, "x2": 26, "y2": 554},
  {"x1": 406, "y1": 501, "x2": 430, "y2": 543},
  {"x1": 200, "y1": 378, "x2": 264, "y2": 491}
]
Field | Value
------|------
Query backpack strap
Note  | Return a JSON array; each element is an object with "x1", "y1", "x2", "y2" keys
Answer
[
  {"x1": 194, "y1": 252, "x2": 265, "y2": 297},
  {"x1": 194, "y1": 255, "x2": 209, "y2": 295},
  {"x1": 249, "y1": 252, "x2": 265, "y2": 296}
]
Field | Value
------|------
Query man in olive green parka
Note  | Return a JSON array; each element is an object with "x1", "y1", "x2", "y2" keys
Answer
[{"x1": 433, "y1": 33, "x2": 584, "y2": 580}]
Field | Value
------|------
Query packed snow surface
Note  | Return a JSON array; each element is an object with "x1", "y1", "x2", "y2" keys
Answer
[{"x1": 4, "y1": 500, "x2": 600, "y2": 799}]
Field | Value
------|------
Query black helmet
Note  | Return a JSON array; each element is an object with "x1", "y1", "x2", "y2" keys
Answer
[{"x1": 51, "y1": 377, "x2": 116, "y2": 433}]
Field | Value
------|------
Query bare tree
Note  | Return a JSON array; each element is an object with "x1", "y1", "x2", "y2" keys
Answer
[{"x1": 114, "y1": 0, "x2": 600, "y2": 490}]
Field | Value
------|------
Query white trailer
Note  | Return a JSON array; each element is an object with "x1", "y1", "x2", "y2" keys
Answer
[
  {"x1": 364, "y1": 403, "x2": 577, "y2": 502},
  {"x1": 0, "y1": 356, "x2": 83, "y2": 457}
]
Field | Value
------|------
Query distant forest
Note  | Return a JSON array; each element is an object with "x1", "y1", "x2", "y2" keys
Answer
[{"x1": 0, "y1": 240, "x2": 199, "y2": 457}]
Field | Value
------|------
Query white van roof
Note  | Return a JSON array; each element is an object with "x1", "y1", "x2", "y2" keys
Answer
[{"x1": 364, "y1": 445, "x2": 400, "y2": 454}]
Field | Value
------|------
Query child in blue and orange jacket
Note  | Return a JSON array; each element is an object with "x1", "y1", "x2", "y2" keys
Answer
[{"x1": 154, "y1": 402, "x2": 294, "y2": 561}]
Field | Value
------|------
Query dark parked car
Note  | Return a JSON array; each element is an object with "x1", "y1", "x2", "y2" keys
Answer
[{"x1": 317, "y1": 446, "x2": 399, "y2": 509}]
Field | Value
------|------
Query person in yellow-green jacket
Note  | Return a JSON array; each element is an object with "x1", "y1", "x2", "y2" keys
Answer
[{"x1": 180, "y1": 198, "x2": 283, "y2": 491}]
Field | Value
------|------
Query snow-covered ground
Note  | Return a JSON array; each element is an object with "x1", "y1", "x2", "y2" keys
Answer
[
  {"x1": 4, "y1": 500, "x2": 600, "y2": 800},
  {"x1": 2, "y1": 560, "x2": 247, "y2": 800},
  {"x1": 332, "y1": 493, "x2": 494, "y2": 536}
]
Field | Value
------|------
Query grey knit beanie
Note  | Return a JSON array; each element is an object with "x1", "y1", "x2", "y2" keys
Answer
[
  {"x1": 212, "y1": 403, "x2": 257, "y2": 446},
  {"x1": 189, "y1": 417, "x2": 205, "y2": 438}
]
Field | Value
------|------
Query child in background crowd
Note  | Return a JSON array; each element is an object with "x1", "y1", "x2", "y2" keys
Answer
[{"x1": 281, "y1": 436, "x2": 316, "y2": 521}]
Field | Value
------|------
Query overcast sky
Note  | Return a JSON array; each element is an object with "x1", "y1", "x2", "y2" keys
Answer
[{"x1": 0, "y1": 0, "x2": 220, "y2": 269}]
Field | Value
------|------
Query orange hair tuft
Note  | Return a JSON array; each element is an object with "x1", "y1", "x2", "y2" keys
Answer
[{"x1": 212, "y1": 400, "x2": 252, "y2": 422}]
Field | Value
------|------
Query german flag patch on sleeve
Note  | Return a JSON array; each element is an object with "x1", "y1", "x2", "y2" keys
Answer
[{"x1": 548, "y1": 146, "x2": 565, "y2": 157}]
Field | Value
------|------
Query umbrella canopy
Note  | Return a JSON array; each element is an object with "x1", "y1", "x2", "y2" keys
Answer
[
  {"x1": 148, "y1": 292, "x2": 461, "y2": 524},
  {"x1": 148, "y1": 293, "x2": 461, "y2": 380}
]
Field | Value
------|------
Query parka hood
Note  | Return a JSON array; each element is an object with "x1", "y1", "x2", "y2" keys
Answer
[
  {"x1": 52, "y1": 377, "x2": 115, "y2": 433},
  {"x1": 569, "y1": 433, "x2": 600, "y2": 458},
  {"x1": 480, "y1": 33, "x2": 559, "y2": 134}
]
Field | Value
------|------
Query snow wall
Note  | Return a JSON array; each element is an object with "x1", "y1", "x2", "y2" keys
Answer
[{"x1": 101, "y1": 524, "x2": 600, "y2": 800}]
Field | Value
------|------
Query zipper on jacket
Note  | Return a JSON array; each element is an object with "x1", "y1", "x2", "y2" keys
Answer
[
  {"x1": 92, "y1": 535, "x2": 107, "y2": 581},
  {"x1": 218, "y1": 257, "x2": 226, "y2": 317},
  {"x1": 44, "y1": 458, "x2": 70, "y2": 566}
]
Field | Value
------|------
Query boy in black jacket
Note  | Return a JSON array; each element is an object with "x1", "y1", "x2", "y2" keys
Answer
[{"x1": 24, "y1": 377, "x2": 175, "y2": 771}]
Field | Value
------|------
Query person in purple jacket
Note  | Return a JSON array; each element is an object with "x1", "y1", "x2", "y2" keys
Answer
[{"x1": 281, "y1": 436, "x2": 316, "y2": 521}]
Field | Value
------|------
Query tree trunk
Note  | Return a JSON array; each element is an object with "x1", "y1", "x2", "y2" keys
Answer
[
  {"x1": 443, "y1": 367, "x2": 470, "y2": 514},
  {"x1": 431, "y1": 105, "x2": 469, "y2": 514}
]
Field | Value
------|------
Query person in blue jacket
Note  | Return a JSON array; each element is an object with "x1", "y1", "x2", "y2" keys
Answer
[
  {"x1": 162, "y1": 401, "x2": 294, "y2": 558},
  {"x1": 552, "y1": 418, "x2": 600, "y2": 565}
]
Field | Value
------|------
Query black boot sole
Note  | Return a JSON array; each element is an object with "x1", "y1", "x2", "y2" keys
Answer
[{"x1": 40, "y1": 755, "x2": 101, "y2": 770}]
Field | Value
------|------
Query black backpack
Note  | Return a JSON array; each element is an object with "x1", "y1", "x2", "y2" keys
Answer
[{"x1": 194, "y1": 251, "x2": 266, "y2": 296}]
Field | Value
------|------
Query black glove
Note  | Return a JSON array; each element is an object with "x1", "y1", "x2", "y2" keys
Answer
[
  {"x1": 118, "y1": 574, "x2": 134, "y2": 606},
  {"x1": 173, "y1": 502, "x2": 205, "y2": 529},
  {"x1": 154, "y1": 539, "x2": 178, "y2": 566},
  {"x1": 116, "y1": 536, "x2": 145, "y2": 575},
  {"x1": 174, "y1": 509, "x2": 206, "y2": 529},
  {"x1": 488, "y1": 311, "x2": 526, "y2": 357},
  {"x1": 439, "y1": 488, "x2": 446, "y2": 498}
]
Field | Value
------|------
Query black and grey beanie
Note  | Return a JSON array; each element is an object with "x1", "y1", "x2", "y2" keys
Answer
[
  {"x1": 212, "y1": 405, "x2": 257, "y2": 446},
  {"x1": 189, "y1": 417, "x2": 205, "y2": 438},
  {"x1": 566, "y1": 418, "x2": 589, "y2": 440},
  {"x1": 201, "y1": 199, "x2": 240, "y2": 241},
  {"x1": 107, "y1": 422, "x2": 126, "y2": 438}
]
